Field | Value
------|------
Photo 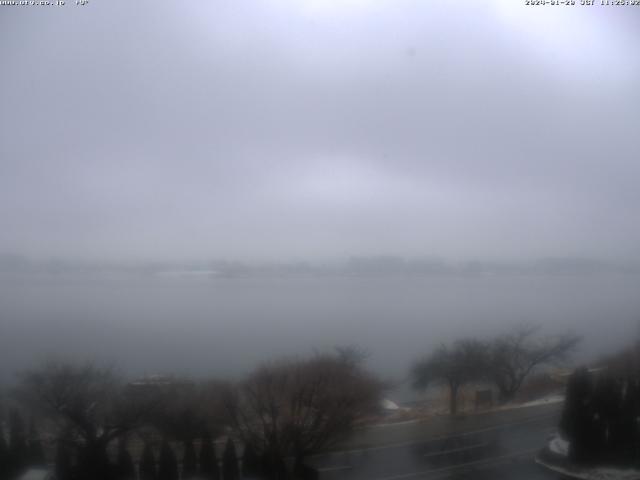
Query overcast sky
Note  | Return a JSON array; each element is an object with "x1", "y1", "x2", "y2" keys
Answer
[{"x1": 1, "y1": 1, "x2": 639, "y2": 262}]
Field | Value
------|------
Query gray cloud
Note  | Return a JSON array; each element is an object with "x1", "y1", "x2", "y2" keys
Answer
[{"x1": 1, "y1": 0, "x2": 639, "y2": 261}]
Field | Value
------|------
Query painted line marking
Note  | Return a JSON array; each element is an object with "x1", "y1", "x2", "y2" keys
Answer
[
  {"x1": 374, "y1": 447, "x2": 539, "y2": 480},
  {"x1": 310, "y1": 412, "x2": 555, "y2": 459},
  {"x1": 316, "y1": 465, "x2": 353, "y2": 473},
  {"x1": 423, "y1": 442, "x2": 487, "y2": 458}
]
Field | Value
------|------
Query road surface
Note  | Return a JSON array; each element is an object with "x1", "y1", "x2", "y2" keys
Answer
[{"x1": 308, "y1": 404, "x2": 565, "y2": 480}]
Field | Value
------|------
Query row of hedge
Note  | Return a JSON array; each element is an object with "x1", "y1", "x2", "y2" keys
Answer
[{"x1": 560, "y1": 365, "x2": 640, "y2": 467}]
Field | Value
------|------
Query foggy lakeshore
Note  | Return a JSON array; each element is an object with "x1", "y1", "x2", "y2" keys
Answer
[
  {"x1": 4, "y1": 2, "x2": 640, "y2": 479},
  {"x1": 2, "y1": 269, "x2": 638, "y2": 399}
]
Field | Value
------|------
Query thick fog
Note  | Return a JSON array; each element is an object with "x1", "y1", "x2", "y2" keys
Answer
[
  {"x1": 1, "y1": 1, "x2": 640, "y2": 389},
  {"x1": 1, "y1": 272, "x2": 640, "y2": 387}
]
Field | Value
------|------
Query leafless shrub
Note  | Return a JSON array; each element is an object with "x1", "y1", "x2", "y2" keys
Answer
[{"x1": 224, "y1": 349, "x2": 385, "y2": 473}]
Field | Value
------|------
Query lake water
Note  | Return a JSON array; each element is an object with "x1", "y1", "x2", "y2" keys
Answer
[{"x1": 1, "y1": 272, "x2": 639, "y2": 397}]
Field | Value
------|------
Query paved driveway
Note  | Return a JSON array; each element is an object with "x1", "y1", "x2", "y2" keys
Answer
[{"x1": 307, "y1": 404, "x2": 565, "y2": 480}]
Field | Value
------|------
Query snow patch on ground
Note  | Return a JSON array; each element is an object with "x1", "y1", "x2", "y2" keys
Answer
[
  {"x1": 550, "y1": 435, "x2": 569, "y2": 457},
  {"x1": 17, "y1": 469, "x2": 51, "y2": 480},
  {"x1": 519, "y1": 394, "x2": 564, "y2": 407},
  {"x1": 586, "y1": 468, "x2": 640, "y2": 480},
  {"x1": 370, "y1": 393, "x2": 564, "y2": 428},
  {"x1": 370, "y1": 418, "x2": 424, "y2": 428},
  {"x1": 539, "y1": 435, "x2": 640, "y2": 480},
  {"x1": 537, "y1": 458, "x2": 640, "y2": 480},
  {"x1": 381, "y1": 398, "x2": 400, "y2": 410},
  {"x1": 496, "y1": 394, "x2": 564, "y2": 411}
]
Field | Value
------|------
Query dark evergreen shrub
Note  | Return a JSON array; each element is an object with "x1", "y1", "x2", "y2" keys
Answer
[
  {"x1": 158, "y1": 440, "x2": 178, "y2": 480},
  {"x1": 222, "y1": 439, "x2": 239, "y2": 480},
  {"x1": 182, "y1": 439, "x2": 197, "y2": 479},
  {"x1": 115, "y1": 439, "x2": 136, "y2": 480},
  {"x1": 8, "y1": 409, "x2": 27, "y2": 475},
  {"x1": 77, "y1": 441, "x2": 112, "y2": 480},
  {"x1": 54, "y1": 441, "x2": 73, "y2": 480},
  {"x1": 0, "y1": 431, "x2": 9, "y2": 480},
  {"x1": 242, "y1": 441, "x2": 262, "y2": 478},
  {"x1": 561, "y1": 366, "x2": 640, "y2": 466},
  {"x1": 198, "y1": 433, "x2": 219, "y2": 480},
  {"x1": 27, "y1": 420, "x2": 46, "y2": 466},
  {"x1": 139, "y1": 442, "x2": 157, "y2": 480},
  {"x1": 261, "y1": 450, "x2": 286, "y2": 480},
  {"x1": 560, "y1": 367, "x2": 594, "y2": 463}
]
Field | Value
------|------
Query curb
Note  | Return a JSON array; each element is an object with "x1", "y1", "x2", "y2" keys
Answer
[{"x1": 535, "y1": 447, "x2": 640, "y2": 480}]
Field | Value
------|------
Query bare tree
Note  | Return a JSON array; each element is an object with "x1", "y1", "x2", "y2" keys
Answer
[
  {"x1": 487, "y1": 324, "x2": 581, "y2": 403},
  {"x1": 122, "y1": 374, "x2": 227, "y2": 448},
  {"x1": 224, "y1": 350, "x2": 384, "y2": 478},
  {"x1": 412, "y1": 339, "x2": 487, "y2": 415},
  {"x1": 198, "y1": 432, "x2": 218, "y2": 480},
  {"x1": 145, "y1": 377, "x2": 209, "y2": 442},
  {"x1": 19, "y1": 361, "x2": 155, "y2": 480}
]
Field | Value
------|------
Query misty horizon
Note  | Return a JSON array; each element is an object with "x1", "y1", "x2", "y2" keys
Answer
[
  {"x1": 3, "y1": 252, "x2": 640, "y2": 276},
  {"x1": 2, "y1": 0, "x2": 640, "y2": 420}
]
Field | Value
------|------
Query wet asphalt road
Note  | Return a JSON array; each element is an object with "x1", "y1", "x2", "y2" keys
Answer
[{"x1": 308, "y1": 408, "x2": 566, "y2": 480}]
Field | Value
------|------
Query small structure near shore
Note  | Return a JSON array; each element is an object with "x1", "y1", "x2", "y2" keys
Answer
[{"x1": 474, "y1": 389, "x2": 493, "y2": 410}]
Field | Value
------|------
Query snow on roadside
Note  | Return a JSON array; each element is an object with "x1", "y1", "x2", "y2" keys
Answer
[
  {"x1": 537, "y1": 458, "x2": 640, "y2": 480},
  {"x1": 586, "y1": 468, "x2": 640, "y2": 480},
  {"x1": 539, "y1": 435, "x2": 640, "y2": 480},
  {"x1": 381, "y1": 398, "x2": 401, "y2": 411},
  {"x1": 495, "y1": 394, "x2": 564, "y2": 411},
  {"x1": 519, "y1": 394, "x2": 564, "y2": 407},
  {"x1": 550, "y1": 435, "x2": 569, "y2": 457}
]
